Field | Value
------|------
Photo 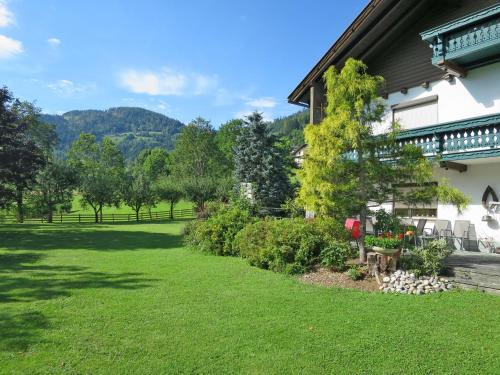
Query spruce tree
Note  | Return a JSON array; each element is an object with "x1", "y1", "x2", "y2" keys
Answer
[{"x1": 234, "y1": 112, "x2": 293, "y2": 211}]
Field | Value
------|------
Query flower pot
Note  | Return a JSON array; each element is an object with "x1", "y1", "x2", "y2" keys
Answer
[{"x1": 372, "y1": 246, "x2": 400, "y2": 256}]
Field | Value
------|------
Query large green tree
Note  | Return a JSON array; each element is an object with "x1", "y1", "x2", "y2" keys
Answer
[
  {"x1": 122, "y1": 166, "x2": 157, "y2": 221},
  {"x1": 298, "y1": 58, "x2": 468, "y2": 261},
  {"x1": 137, "y1": 147, "x2": 170, "y2": 180},
  {"x1": 215, "y1": 118, "x2": 244, "y2": 173},
  {"x1": 234, "y1": 112, "x2": 293, "y2": 211},
  {"x1": 31, "y1": 159, "x2": 76, "y2": 223},
  {"x1": 154, "y1": 177, "x2": 184, "y2": 219},
  {"x1": 170, "y1": 117, "x2": 227, "y2": 211},
  {"x1": 0, "y1": 88, "x2": 47, "y2": 221},
  {"x1": 68, "y1": 134, "x2": 125, "y2": 223}
]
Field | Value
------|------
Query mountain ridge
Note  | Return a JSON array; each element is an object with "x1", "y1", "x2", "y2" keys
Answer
[{"x1": 41, "y1": 106, "x2": 185, "y2": 160}]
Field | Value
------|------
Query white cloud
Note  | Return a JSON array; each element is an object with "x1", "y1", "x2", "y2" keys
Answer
[
  {"x1": 246, "y1": 97, "x2": 277, "y2": 108},
  {"x1": 0, "y1": 34, "x2": 23, "y2": 58},
  {"x1": 119, "y1": 67, "x2": 219, "y2": 97},
  {"x1": 0, "y1": 2, "x2": 14, "y2": 28},
  {"x1": 193, "y1": 73, "x2": 218, "y2": 95},
  {"x1": 47, "y1": 79, "x2": 95, "y2": 97},
  {"x1": 119, "y1": 68, "x2": 186, "y2": 96},
  {"x1": 47, "y1": 37, "x2": 61, "y2": 47}
]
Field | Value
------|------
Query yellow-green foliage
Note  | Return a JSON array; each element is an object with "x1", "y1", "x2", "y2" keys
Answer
[
  {"x1": 298, "y1": 58, "x2": 384, "y2": 216},
  {"x1": 297, "y1": 58, "x2": 469, "y2": 218}
]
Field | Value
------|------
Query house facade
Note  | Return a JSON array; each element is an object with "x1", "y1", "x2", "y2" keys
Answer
[{"x1": 288, "y1": 0, "x2": 500, "y2": 251}]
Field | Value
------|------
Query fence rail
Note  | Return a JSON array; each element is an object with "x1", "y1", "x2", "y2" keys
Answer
[{"x1": 0, "y1": 208, "x2": 196, "y2": 224}]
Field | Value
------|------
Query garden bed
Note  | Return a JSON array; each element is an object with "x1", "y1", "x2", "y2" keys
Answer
[{"x1": 300, "y1": 267, "x2": 380, "y2": 292}]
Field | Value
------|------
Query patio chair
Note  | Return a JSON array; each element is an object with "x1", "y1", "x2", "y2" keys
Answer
[
  {"x1": 444, "y1": 220, "x2": 478, "y2": 251},
  {"x1": 433, "y1": 219, "x2": 452, "y2": 238},
  {"x1": 414, "y1": 218, "x2": 428, "y2": 245}
]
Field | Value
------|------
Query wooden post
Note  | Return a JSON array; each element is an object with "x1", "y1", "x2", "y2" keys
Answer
[
  {"x1": 60, "y1": 212, "x2": 63, "y2": 223},
  {"x1": 367, "y1": 252, "x2": 378, "y2": 277}
]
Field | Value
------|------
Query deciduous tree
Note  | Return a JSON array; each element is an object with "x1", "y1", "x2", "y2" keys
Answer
[
  {"x1": 170, "y1": 117, "x2": 227, "y2": 211},
  {"x1": 68, "y1": 134, "x2": 125, "y2": 223}
]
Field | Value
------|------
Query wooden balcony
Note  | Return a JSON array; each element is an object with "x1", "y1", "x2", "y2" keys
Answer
[
  {"x1": 421, "y1": 4, "x2": 500, "y2": 75},
  {"x1": 397, "y1": 113, "x2": 500, "y2": 162}
]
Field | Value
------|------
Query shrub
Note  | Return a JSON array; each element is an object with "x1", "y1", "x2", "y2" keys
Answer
[
  {"x1": 320, "y1": 241, "x2": 351, "y2": 271},
  {"x1": 399, "y1": 239, "x2": 452, "y2": 276},
  {"x1": 234, "y1": 217, "x2": 349, "y2": 274},
  {"x1": 184, "y1": 201, "x2": 255, "y2": 256},
  {"x1": 373, "y1": 210, "x2": 403, "y2": 235},
  {"x1": 347, "y1": 265, "x2": 364, "y2": 280},
  {"x1": 365, "y1": 235, "x2": 401, "y2": 250},
  {"x1": 417, "y1": 239, "x2": 453, "y2": 275}
]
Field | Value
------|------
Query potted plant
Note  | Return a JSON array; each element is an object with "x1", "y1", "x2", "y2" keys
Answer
[{"x1": 365, "y1": 235, "x2": 402, "y2": 256}]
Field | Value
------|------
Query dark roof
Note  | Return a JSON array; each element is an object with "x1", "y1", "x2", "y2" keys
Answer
[{"x1": 287, "y1": 0, "x2": 446, "y2": 105}]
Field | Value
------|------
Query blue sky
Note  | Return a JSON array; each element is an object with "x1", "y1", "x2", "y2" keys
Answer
[{"x1": 0, "y1": 0, "x2": 367, "y2": 126}]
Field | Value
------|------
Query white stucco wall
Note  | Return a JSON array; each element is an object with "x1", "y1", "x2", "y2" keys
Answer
[
  {"x1": 437, "y1": 162, "x2": 500, "y2": 247},
  {"x1": 373, "y1": 62, "x2": 500, "y2": 249},
  {"x1": 378, "y1": 61, "x2": 500, "y2": 132}
]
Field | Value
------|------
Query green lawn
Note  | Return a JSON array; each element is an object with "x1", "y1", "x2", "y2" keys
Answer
[
  {"x1": 0, "y1": 222, "x2": 499, "y2": 374},
  {"x1": 70, "y1": 197, "x2": 194, "y2": 215}
]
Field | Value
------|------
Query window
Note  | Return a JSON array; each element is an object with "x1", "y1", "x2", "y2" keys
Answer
[
  {"x1": 392, "y1": 95, "x2": 438, "y2": 130},
  {"x1": 393, "y1": 185, "x2": 438, "y2": 218}
]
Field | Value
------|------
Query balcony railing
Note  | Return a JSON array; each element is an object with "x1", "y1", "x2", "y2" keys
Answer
[
  {"x1": 344, "y1": 113, "x2": 500, "y2": 163},
  {"x1": 398, "y1": 113, "x2": 500, "y2": 161},
  {"x1": 421, "y1": 4, "x2": 500, "y2": 71}
]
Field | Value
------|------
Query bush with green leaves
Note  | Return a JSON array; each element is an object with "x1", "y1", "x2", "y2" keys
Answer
[
  {"x1": 347, "y1": 265, "x2": 364, "y2": 281},
  {"x1": 320, "y1": 241, "x2": 351, "y2": 271},
  {"x1": 416, "y1": 239, "x2": 453, "y2": 275},
  {"x1": 184, "y1": 201, "x2": 255, "y2": 256},
  {"x1": 234, "y1": 217, "x2": 348, "y2": 274},
  {"x1": 399, "y1": 239, "x2": 452, "y2": 276},
  {"x1": 372, "y1": 210, "x2": 403, "y2": 235}
]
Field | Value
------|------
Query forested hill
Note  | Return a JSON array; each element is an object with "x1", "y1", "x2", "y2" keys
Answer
[
  {"x1": 41, "y1": 107, "x2": 185, "y2": 160},
  {"x1": 268, "y1": 109, "x2": 309, "y2": 148}
]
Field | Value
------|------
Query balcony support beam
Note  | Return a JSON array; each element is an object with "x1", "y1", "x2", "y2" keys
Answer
[
  {"x1": 437, "y1": 60, "x2": 468, "y2": 78},
  {"x1": 439, "y1": 161, "x2": 468, "y2": 173}
]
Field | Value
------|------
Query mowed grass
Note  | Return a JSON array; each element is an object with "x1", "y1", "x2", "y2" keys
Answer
[
  {"x1": 70, "y1": 197, "x2": 194, "y2": 215},
  {"x1": 0, "y1": 223, "x2": 499, "y2": 374}
]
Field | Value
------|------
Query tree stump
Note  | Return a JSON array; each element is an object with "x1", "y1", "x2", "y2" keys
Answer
[{"x1": 367, "y1": 252, "x2": 378, "y2": 277}]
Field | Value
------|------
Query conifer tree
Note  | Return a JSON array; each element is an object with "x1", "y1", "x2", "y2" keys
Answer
[
  {"x1": 234, "y1": 112, "x2": 293, "y2": 211},
  {"x1": 298, "y1": 59, "x2": 468, "y2": 261}
]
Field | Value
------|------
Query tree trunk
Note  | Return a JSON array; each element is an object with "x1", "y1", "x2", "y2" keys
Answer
[
  {"x1": 16, "y1": 186, "x2": 24, "y2": 223},
  {"x1": 170, "y1": 201, "x2": 174, "y2": 219},
  {"x1": 47, "y1": 202, "x2": 53, "y2": 223},
  {"x1": 99, "y1": 205, "x2": 103, "y2": 223},
  {"x1": 359, "y1": 207, "x2": 367, "y2": 263},
  {"x1": 358, "y1": 142, "x2": 367, "y2": 263},
  {"x1": 135, "y1": 208, "x2": 140, "y2": 222},
  {"x1": 94, "y1": 207, "x2": 99, "y2": 223}
]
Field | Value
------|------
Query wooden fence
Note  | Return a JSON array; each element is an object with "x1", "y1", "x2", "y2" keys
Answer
[{"x1": 0, "y1": 208, "x2": 196, "y2": 224}]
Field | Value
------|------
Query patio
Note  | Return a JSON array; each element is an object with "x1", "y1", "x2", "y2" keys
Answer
[{"x1": 444, "y1": 251, "x2": 500, "y2": 294}]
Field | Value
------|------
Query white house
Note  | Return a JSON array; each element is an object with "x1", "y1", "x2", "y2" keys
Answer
[{"x1": 288, "y1": 0, "x2": 500, "y2": 252}]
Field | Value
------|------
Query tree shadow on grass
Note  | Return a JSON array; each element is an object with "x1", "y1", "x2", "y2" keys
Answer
[
  {"x1": 0, "y1": 252, "x2": 159, "y2": 303},
  {"x1": 0, "y1": 227, "x2": 184, "y2": 252},
  {"x1": 0, "y1": 254, "x2": 159, "y2": 353},
  {"x1": 0, "y1": 311, "x2": 50, "y2": 352}
]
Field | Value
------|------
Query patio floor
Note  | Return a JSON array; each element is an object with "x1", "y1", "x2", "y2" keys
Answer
[{"x1": 444, "y1": 251, "x2": 500, "y2": 294}]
